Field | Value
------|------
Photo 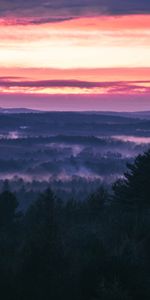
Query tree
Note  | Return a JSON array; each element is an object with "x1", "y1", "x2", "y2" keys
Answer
[
  {"x1": 113, "y1": 149, "x2": 150, "y2": 208},
  {"x1": 2, "y1": 179, "x2": 10, "y2": 192},
  {"x1": 87, "y1": 186, "x2": 109, "y2": 211},
  {"x1": 0, "y1": 191, "x2": 20, "y2": 299},
  {"x1": 19, "y1": 189, "x2": 64, "y2": 300},
  {"x1": 0, "y1": 190, "x2": 18, "y2": 228}
]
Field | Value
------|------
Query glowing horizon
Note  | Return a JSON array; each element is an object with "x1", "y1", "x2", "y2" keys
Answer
[{"x1": 0, "y1": 2, "x2": 150, "y2": 110}]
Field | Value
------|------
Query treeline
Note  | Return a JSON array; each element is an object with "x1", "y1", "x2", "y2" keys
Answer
[{"x1": 0, "y1": 150, "x2": 150, "y2": 300}]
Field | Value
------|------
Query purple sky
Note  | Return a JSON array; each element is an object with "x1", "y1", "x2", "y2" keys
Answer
[
  {"x1": 0, "y1": 93, "x2": 149, "y2": 111},
  {"x1": 0, "y1": 1, "x2": 150, "y2": 111}
]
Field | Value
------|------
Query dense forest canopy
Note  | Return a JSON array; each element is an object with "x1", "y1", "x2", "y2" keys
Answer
[{"x1": 0, "y1": 149, "x2": 150, "y2": 300}]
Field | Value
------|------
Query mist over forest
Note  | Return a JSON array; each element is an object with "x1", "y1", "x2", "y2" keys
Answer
[{"x1": 0, "y1": 110, "x2": 149, "y2": 206}]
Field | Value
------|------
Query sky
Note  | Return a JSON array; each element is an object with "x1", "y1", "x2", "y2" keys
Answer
[{"x1": 0, "y1": 0, "x2": 150, "y2": 111}]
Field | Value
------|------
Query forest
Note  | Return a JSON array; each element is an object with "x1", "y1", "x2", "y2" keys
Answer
[
  {"x1": 0, "y1": 111, "x2": 149, "y2": 188},
  {"x1": 0, "y1": 149, "x2": 150, "y2": 300}
]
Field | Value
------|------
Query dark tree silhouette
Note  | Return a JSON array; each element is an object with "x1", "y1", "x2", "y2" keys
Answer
[
  {"x1": 87, "y1": 186, "x2": 109, "y2": 211},
  {"x1": 0, "y1": 190, "x2": 20, "y2": 300},
  {"x1": 18, "y1": 189, "x2": 64, "y2": 300},
  {"x1": 0, "y1": 190, "x2": 18, "y2": 228},
  {"x1": 113, "y1": 149, "x2": 150, "y2": 208}
]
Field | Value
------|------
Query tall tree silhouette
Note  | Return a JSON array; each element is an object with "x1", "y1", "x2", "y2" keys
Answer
[
  {"x1": 19, "y1": 189, "x2": 64, "y2": 300},
  {"x1": 0, "y1": 190, "x2": 19, "y2": 299},
  {"x1": 113, "y1": 149, "x2": 150, "y2": 208},
  {"x1": 0, "y1": 190, "x2": 18, "y2": 228}
]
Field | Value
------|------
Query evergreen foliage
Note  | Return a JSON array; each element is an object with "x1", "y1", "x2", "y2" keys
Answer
[{"x1": 0, "y1": 150, "x2": 150, "y2": 299}]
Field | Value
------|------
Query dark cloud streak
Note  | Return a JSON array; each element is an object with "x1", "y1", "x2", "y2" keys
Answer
[
  {"x1": 0, "y1": 78, "x2": 150, "y2": 93},
  {"x1": 0, "y1": 0, "x2": 150, "y2": 25}
]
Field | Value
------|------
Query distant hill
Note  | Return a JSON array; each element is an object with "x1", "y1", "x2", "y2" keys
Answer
[
  {"x1": 0, "y1": 108, "x2": 150, "y2": 119},
  {"x1": 84, "y1": 111, "x2": 150, "y2": 120},
  {"x1": 0, "y1": 108, "x2": 41, "y2": 114}
]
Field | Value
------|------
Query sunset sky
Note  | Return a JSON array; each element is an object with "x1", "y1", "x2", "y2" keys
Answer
[{"x1": 0, "y1": 0, "x2": 150, "y2": 110}]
